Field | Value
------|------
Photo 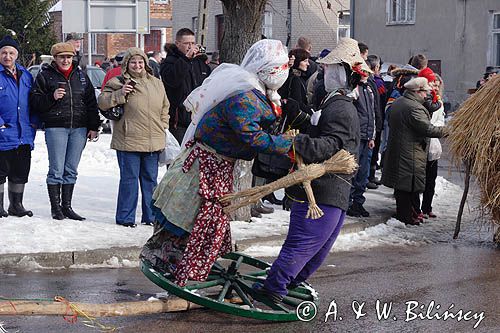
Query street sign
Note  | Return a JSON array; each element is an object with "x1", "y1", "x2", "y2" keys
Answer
[{"x1": 62, "y1": 0, "x2": 150, "y2": 34}]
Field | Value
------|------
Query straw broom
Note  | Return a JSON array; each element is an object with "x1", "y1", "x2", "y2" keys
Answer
[
  {"x1": 448, "y1": 75, "x2": 500, "y2": 237},
  {"x1": 221, "y1": 149, "x2": 357, "y2": 214}
]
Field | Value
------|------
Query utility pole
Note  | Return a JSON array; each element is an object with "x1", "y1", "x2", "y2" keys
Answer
[{"x1": 197, "y1": 0, "x2": 209, "y2": 46}]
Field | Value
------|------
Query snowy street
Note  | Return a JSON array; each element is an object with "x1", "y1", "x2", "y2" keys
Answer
[
  {"x1": 0, "y1": 132, "x2": 499, "y2": 333},
  {"x1": 0, "y1": 133, "x2": 496, "y2": 260}
]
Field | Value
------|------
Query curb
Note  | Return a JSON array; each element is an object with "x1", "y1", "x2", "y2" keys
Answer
[{"x1": 0, "y1": 208, "x2": 394, "y2": 270}]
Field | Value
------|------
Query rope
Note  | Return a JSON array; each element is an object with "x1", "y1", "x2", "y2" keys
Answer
[
  {"x1": 0, "y1": 296, "x2": 116, "y2": 332},
  {"x1": 54, "y1": 296, "x2": 117, "y2": 332}
]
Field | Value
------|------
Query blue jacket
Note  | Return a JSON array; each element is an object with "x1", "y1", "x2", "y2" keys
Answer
[{"x1": 0, "y1": 63, "x2": 36, "y2": 151}]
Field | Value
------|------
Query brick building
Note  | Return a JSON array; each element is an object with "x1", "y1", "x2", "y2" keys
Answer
[
  {"x1": 173, "y1": 0, "x2": 350, "y2": 57},
  {"x1": 49, "y1": 0, "x2": 173, "y2": 62}
]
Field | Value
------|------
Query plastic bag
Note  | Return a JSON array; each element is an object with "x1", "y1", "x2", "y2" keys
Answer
[
  {"x1": 428, "y1": 138, "x2": 442, "y2": 161},
  {"x1": 159, "y1": 130, "x2": 181, "y2": 167}
]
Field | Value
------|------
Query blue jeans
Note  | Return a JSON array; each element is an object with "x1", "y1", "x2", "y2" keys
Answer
[
  {"x1": 45, "y1": 127, "x2": 87, "y2": 185},
  {"x1": 116, "y1": 150, "x2": 159, "y2": 225},
  {"x1": 350, "y1": 139, "x2": 373, "y2": 205}
]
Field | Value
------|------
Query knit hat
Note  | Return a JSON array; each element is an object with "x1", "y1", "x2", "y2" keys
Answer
[
  {"x1": 319, "y1": 48, "x2": 331, "y2": 59},
  {"x1": 418, "y1": 67, "x2": 436, "y2": 83},
  {"x1": 50, "y1": 42, "x2": 76, "y2": 56},
  {"x1": 404, "y1": 77, "x2": 431, "y2": 92},
  {"x1": 65, "y1": 32, "x2": 84, "y2": 41},
  {"x1": 0, "y1": 35, "x2": 19, "y2": 52},
  {"x1": 318, "y1": 37, "x2": 372, "y2": 73}
]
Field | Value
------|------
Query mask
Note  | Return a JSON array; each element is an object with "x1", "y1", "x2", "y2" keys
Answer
[
  {"x1": 324, "y1": 63, "x2": 348, "y2": 92},
  {"x1": 257, "y1": 63, "x2": 289, "y2": 90}
]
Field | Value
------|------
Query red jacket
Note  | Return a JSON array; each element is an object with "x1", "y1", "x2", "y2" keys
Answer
[{"x1": 102, "y1": 67, "x2": 122, "y2": 87}]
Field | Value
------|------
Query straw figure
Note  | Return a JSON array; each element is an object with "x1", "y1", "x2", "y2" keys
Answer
[
  {"x1": 448, "y1": 74, "x2": 500, "y2": 243},
  {"x1": 221, "y1": 149, "x2": 358, "y2": 216}
]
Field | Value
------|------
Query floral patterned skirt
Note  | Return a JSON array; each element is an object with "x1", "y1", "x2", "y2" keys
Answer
[{"x1": 141, "y1": 141, "x2": 235, "y2": 286}]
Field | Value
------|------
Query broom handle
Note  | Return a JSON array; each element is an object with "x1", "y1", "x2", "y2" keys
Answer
[{"x1": 454, "y1": 159, "x2": 471, "y2": 239}]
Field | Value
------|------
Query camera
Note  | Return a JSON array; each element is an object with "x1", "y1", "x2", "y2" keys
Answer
[{"x1": 197, "y1": 45, "x2": 206, "y2": 54}]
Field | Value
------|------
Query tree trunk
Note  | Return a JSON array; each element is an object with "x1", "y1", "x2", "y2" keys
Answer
[
  {"x1": 220, "y1": 0, "x2": 267, "y2": 64},
  {"x1": 220, "y1": 0, "x2": 267, "y2": 220}
]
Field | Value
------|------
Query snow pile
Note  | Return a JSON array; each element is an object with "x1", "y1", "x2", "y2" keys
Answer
[
  {"x1": 244, "y1": 177, "x2": 493, "y2": 257},
  {"x1": 0, "y1": 134, "x2": 492, "y2": 259}
]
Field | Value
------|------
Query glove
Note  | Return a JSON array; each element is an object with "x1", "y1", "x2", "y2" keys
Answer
[{"x1": 282, "y1": 98, "x2": 310, "y2": 130}]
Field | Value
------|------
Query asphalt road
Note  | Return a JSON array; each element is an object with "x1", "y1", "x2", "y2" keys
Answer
[{"x1": 1, "y1": 239, "x2": 498, "y2": 333}]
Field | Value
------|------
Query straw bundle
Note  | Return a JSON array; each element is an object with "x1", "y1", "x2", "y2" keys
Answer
[
  {"x1": 221, "y1": 149, "x2": 357, "y2": 213},
  {"x1": 448, "y1": 75, "x2": 500, "y2": 229}
]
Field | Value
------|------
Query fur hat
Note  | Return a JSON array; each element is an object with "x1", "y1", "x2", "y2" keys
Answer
[
  {"x1": 390, "y1": 65, "x2": 419, "y2": 77},
  {"x1": 404, "y1": 77, "x2": 431, "y2": 92},
  {"x1": 0, "y1": 35, "x2": 19, "y2": 52},
  {"x1": 317, "y1": 37, "x2": 372, "y2": 73},
  {"x1": 418, "y1": 67, "x2": 436, "y2": 83},
  {"x1": 50, "y1": 42, "x2": 76, "y2": 56}
]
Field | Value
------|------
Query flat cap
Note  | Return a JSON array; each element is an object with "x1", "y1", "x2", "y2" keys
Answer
[{"x1": 50, "y1": 42, "x2": 76, "y2": 56}]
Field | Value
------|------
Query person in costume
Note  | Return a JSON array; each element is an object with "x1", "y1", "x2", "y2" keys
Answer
[
  {"x1": 255, "y1": 38, "x2": 368, "y2": 303},
  {"x1": 141, "y1": 39, "x2": 294, "y2": 287}
]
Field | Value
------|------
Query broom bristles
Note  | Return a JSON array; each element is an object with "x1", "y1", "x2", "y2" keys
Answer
[{"x1": 448, "y1": 75, "x2": 500, "y2": 226}]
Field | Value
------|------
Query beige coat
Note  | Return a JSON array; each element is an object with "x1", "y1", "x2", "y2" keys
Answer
[{"x1": 98, "y1": 48, "x2": 169, "y2": 152}]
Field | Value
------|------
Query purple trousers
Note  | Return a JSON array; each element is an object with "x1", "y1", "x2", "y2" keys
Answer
[{"x1": 264, "y1": 202, "x2": 345, "y2": 297}]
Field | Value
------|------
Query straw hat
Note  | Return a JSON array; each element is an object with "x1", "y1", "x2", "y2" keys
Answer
[
  {"x1": 317, "y1": 37, "x2": 372, "y2": 73},
  {"x1": 404, "y1": 77, "x2": 431, "y2": 92}
]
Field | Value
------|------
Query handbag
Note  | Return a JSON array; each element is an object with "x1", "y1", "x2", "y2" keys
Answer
[
  {"x1": 251, "y1": 114, "x2": 293, "y2": 180},
  {"x1": 99, "y1": 76, "x2": 126, "y2": 121},
  {"x1": 100, "y1": 105, "x2": 124, "y2": 121}
]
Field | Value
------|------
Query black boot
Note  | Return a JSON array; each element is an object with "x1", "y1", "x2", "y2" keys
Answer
[
  {"x1": 47, "y1": 184, "x2": 65, "y2": 220},
  {"x1": 61, "y1": 184, "x2": 86, "y2": 221},
  {"x1": 263, "y1": 192, "x2": 283, "y2": 206},
  {"x1": 7, "y1": 182, "x2": 33, "y2": 217},
  {"x1": 0, "y1": 184, "x2": 8, "y2": 217}
]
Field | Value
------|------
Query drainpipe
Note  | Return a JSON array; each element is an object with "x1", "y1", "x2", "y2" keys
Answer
[
  {"x1": 286, "y1": 0, "x2": 292, "y2": 47},
  {"x1": 350, "y1": 0, "x2": 355, "y2": 38}
]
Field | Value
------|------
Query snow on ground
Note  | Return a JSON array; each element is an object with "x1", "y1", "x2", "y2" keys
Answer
[
  {"x1": 243, "y1": 177, "x2": 495, "y2": 257},
  {"x1": 0, "y1": 134, "x2": 494, "y2": 257}
]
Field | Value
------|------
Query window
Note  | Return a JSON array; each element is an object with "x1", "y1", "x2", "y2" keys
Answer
[
  {"x1": 91, "y1": 33, "x2": 98, "y2": 54},
  {"x1": 337, "y1": 12, "x2": 350, "y2": 39},
  {"x1": 216, "y1": 15, "x2": 224, "y2": 51},
  {"x1": 192, "y1": 16, "x2": 199, "y2": 38},
  {"x1": 262, "y1": 11, "x2": 272, "y2": 38},
  {"x1": 491, "y1": 13, "x2": 500, "y2": 66},
  {"x1": 386, "y1": 0, "x2": 416, "y2": 25}
]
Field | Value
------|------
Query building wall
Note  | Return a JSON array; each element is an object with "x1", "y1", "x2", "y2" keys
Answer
[
  {"x1": 353, "y1": 0, "x2": 500, "y2": 107},
  {"x1": 290, "y1": 0, "x2": 349, "y2": 55},
  {"x1": 173, "y1": 0, "x2": 347, "y2": 56},
  {"x1": 51, "y1": 0, "x2": 172, "y2": 60}
]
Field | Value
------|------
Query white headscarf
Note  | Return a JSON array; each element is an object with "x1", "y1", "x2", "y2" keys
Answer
[{"x1": 181, "y1": 39, "x2": 289, "y2": 147}]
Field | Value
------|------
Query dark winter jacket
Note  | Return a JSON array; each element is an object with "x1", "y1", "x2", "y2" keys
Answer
[
  {"x1": 286, "y1": 93, "x2": 360, "y2": 211},
  {"x1": 160, "y1": 45, "x2": 211, "y2": 130},
  {"x1": 29, "y1": 61, "x2": 100, "y2": 131},
  {"x1": 148, "y1": 58, "x2": 161, "y2": 78},
  {"x1": 381, "y1": 90, "x2": 445, "y2": 193},
  {"x1": 0, "y1": 63, "x2": 37, "y2": 151},
  {"x1": 278, "y1": 69, "x2": 312, "y2": 114},
  {"x1": 367, "y1": 76, "x2": 383, "y2": 132},
  {"x1": 312, "y1": 70, "x2": 327, "y2": 110},
  {"x1": 353, "y1": 82, "x2": 376, "y2": 141}
]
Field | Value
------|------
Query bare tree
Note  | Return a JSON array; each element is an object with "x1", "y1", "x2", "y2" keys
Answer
[
  {"x1": 217, "y1": 0, "x2": 267, "y2": 221},
  {"x1": 219, "y1": 0, "x2": 267, "y2": 64}
]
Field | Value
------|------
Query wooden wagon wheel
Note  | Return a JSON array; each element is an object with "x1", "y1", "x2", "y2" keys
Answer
[{"x1": 141, "y1": 252, "x2": 319, "y2": 321}]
